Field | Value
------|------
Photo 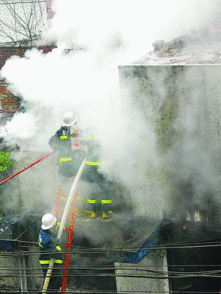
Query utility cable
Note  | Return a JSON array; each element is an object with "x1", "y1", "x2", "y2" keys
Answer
[
  {"x1": 1, "y1": 266, "x2": 221, "y2": 279},
  {"x1": 12, "y1": 240, "x2": 221, "y2": 252},
  {"x1": 1, "y1": 264, "x2": 221, "y2": 271},
  {"x1": 0, "y1": 288, "x2": 219, "y2": 293}
]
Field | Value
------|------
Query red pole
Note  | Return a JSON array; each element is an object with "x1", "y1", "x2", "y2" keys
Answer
[{"x1": 0, "y1": 151, "x2": 54, "y2": 186}]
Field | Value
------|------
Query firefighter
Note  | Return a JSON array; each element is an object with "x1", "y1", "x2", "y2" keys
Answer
[
  {"x1": 49, "y1": 111, "x2": 86, "y2": 179},
  {"x1": 84, "y1": 184, "x2": 113, "y2": 219},
  {"x1": 80, "y1": 135, "x2": 113, "y2": 219},
  {"x1": 38, "y1": 213, "x2": 63, "y2": 293},
  {"x1": 49, "y1": 112, "x2": 113, "y2": 219}
]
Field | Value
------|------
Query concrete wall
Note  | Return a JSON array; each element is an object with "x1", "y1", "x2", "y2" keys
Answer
[
  {"x1": 0, "y1": 151, "x2": 59, "y2": 291},
  {"x1": 26, "y1": 247, "x2": 44, "y2": 292},
  {"x1": 115, "y1": 250, "x2": 169, "y2": 293},
  {"x1": 119, "y1": 65, "x2": 221, "y2": 153},
  {"x1": 0, "y1": 252, "x2": 21, "y2": 292},
  {"x1": 1, "y1": 151, "x2": 60, "y2": 216},
  {"x1": 118, "y1": 65, "x2": 221, "y2": 218},
  {"x1": 0, "y1": 246, "x2": 44, "y2": 292}
]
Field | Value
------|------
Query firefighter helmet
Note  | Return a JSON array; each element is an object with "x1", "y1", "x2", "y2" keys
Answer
[
  {"x1": 63, "y1": 111, "x2": 76, "y2": 126},
  {"x1": 41, "y1": 213, "x2": 57, "y2": 230}
]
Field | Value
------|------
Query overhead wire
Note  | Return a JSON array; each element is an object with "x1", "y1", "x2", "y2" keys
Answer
[
  {"x1": 2, "y1": 223, "x2": 221, "y2": 289},
  {"x1": 0, "y1": 291, "x2": 219, "y2": 294},
  {"x1": 12, "y1": 237, "x2": 221, "y2": 247},
  {"x1": 0, "y1": 262, "x2": 221, "y2": 279},
  {"x1": 0, "y1": 288, "x2": 219, "y2": 294},
  {"x1": 1, "y1": 264, "x2": 221, "y2": 271},
  {"x1": 1, "y1": 241, "x2": 221, "y2": 259},
  {"x1": 0, "y1": 243, "x2": 221, "y2": 292}
]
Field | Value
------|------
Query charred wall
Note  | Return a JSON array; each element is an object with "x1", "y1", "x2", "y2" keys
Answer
[{"x1": 118, "y1": 65, "x2": 221, "y2": 222}]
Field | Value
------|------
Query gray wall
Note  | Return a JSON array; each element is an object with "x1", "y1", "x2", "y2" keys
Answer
[
  {"x1": 118, "y1": 65, "x2": 221, "y2": 220},
  {"x1": 2, "y1": 151, "x2": 60, "y2": 217},
  {"x1": 115, "y1": 250, "x2": 169, "y2": 293}
]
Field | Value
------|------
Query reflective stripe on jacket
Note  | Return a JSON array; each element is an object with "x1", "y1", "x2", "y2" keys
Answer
[
  {"x1": 101, "y1": 200, "x2": 112, "y2": 204},
  {"x1": 60, "y1": 135, "x2": 68, "y2": 140},
  {"x1": 39, "y1": 259, "x2": 63, "y2": 264},
  {"x1": 87, "y1": 199, "x2": 97, "y2": 204},
  {"x1": 59, "y1": 156, "x2": 73, "y2": 162},
  {"x1": 38, "y1": 229, "x2": 63, "y2": 264},
  {"x1": 86, "y1": 160, "x2": 109, "y2": 166}
]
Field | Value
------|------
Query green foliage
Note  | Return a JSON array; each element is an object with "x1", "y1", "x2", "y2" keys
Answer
[{"x1": 0, "y1": 152, "x2": 12, "y2": 172}]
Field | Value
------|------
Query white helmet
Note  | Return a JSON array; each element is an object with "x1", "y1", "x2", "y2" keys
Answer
[
  {"x1": 63, "y1": 111, "x2": 76, "y2": 126},
  {"x1": 41, "y1": 213, "x2": 57, "y2": 230}
]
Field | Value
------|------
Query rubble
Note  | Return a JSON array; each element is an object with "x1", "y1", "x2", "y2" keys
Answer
[{"x1": 133, "y1": 30, "x2": 221, "y2": 65}]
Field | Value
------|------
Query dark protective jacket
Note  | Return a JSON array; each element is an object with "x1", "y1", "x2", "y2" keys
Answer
[
  {"x1": 49, "y1": 125, "x2": 107, "y2": 184},
  {"x1": 38, "y1": 229, "x2": 63, "y2": 265},
  {"x1": 49, "y1": 125, "x2": 86, "y2": 177}
]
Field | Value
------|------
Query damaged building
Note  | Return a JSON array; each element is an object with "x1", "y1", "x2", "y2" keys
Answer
[
  {"x1": 1, "y1": 30, "x2": 221, "y2": 293},
  {"x1": 114, "y1": 30, "x2": 221, "y2": 293}
]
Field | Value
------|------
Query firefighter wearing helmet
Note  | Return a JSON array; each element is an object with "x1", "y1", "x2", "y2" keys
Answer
[
  {"x1": 49, "y1": 111, "x2": 113, "y2": 219},
  {"x1": 38, "y1": 213, "x2": 63, "y2": 293},
  {"x1": 49, "y1": 111, "x2": 86, "y2": 178}
]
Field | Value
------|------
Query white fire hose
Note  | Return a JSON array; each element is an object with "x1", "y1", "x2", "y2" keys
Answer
[{"x1": 42, "y1": 157, "x2": 87, "y2": 293}]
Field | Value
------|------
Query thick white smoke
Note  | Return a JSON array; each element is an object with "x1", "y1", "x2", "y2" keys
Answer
[{"x1": 1, "y1": 0, "x2": 220, "y2": 220}]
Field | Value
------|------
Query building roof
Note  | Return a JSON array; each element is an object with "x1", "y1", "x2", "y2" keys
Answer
[{"x1": 132, "y1": 30, "x2": 221, "y2": 65}]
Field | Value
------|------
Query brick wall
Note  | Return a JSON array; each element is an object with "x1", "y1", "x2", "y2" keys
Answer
[
  {"x1": 0, "y1": 80, "x2": 20, "y2": 115},
  {"x1": 0, "y1": 46, "x2": 55, "y2": 118}
]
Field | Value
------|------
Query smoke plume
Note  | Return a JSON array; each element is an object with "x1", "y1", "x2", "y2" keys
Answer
[{"x1": 1, "y1": 0, "x2": 221, "y2": 225}]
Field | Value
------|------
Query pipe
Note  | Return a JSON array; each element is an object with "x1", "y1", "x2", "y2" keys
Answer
[
  {"x1": 18, "y1": 253, "x2": 28, "y2": 293},
  {"x1": 18, "y1": 256, "x2": 23, "y2": 293},
  {"x1": 22, "y1": 253, "x2": 28, "y2": 293},
  {"x1": 0, "y1": 151, "x2": 54, "y2": 186}
]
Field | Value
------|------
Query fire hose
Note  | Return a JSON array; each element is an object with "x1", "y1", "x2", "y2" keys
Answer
[
  {"x1": 0, "y1": 152, "x2": 54, "y2": 186},
  {"x1": 42, "y1": 157, "x2": 87, "y2": 293}
]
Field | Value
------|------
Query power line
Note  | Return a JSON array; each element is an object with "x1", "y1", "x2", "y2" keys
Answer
[
  {"x1": 1, "y1": 241, "x2": 221, "y2": 258},
  {"x1": 14, "y1": 237, "x2": 221, "y2": 248},
  {"x1": 2, "y1": 264, "x2": 221, "y2": 271},
  {"x1": 0, "y1": 288, "x2": 219, "y2": 294},
  {"x1": 1, "y1": 263, "x2": 221, "y2": 279}
]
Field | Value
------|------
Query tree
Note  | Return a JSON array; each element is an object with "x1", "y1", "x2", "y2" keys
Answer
[{"x1": 0, "y1": 0, "x2": 47, "y2": 46}]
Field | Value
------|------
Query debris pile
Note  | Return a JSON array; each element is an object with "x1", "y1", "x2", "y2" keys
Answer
[{"x1": 133, "y1": 30, "x2": 221, "y2": 65}]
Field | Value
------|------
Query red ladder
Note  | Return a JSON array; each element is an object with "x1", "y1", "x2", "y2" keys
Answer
[{"x1": 55, "y1": 185, "x2": 78, "y2": 293}]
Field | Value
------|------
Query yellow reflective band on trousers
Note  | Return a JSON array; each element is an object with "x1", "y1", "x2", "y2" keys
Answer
[
  {"x1": 86, "y1": 160, "x2": 109, "y2": 166},
  {"x1": 60, "y1": 135, "x2": 68, "y2": 140},
  {"x1": 59, "y1": 156, "x2": 73, "y2": 162},
  {"x1": 38, "y1": 242, "x2": 43, "y2": 248},
  {"x1": 101, "y1": 200, "x2": 112, "y2": 204},
  {"x1": 87, "y1": 199, "x2": 97, "y2": 203},
  {"x1": 39, "y1": 259, "x2": 63, "y2": 264}
]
